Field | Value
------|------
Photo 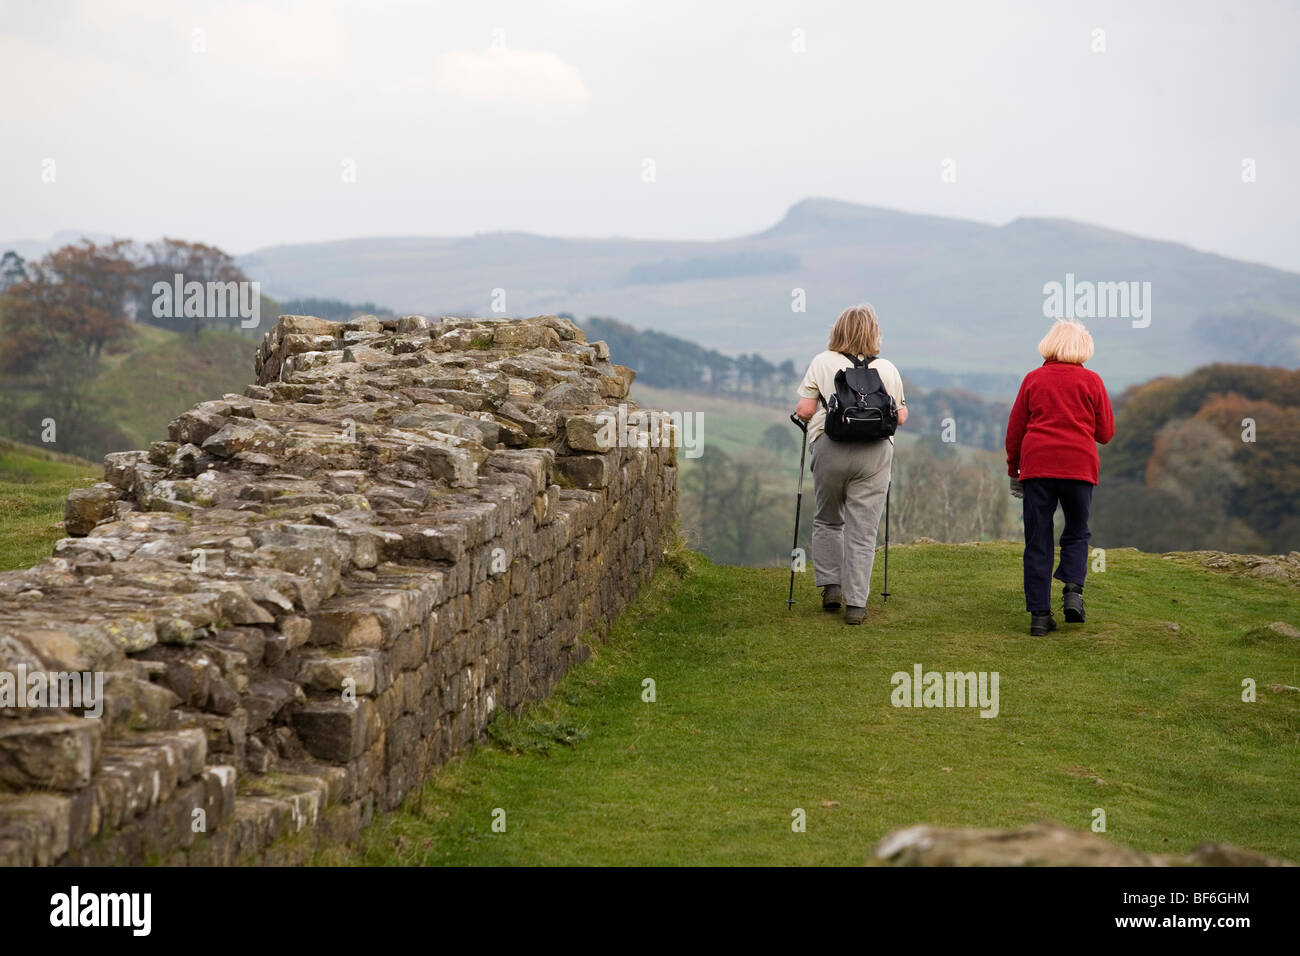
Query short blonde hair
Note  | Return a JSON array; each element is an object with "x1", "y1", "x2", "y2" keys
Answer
[
  {"x1": 828, "y1": 304, "x2": 882, "y2": 357},
  {"x1": 1038, "y1": 318, "x2": 1094, "y2": 364}
]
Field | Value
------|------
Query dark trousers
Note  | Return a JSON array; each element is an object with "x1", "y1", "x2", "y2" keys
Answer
[{"x1": 1022, "y1": 478, "x2": 1093, "y2": 613}]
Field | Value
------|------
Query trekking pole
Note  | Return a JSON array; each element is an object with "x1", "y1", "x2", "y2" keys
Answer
[
  {"x1": 787, "y1": 412, "x2": 808, "y2": 609},
  {"x1": 882, "y1": 480, "x2": 891, "y2": 603}
]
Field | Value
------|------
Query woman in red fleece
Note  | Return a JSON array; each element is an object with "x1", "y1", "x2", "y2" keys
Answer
[{"x1": 1005, "y1": 319, "x2": 1115, "y2": 636}]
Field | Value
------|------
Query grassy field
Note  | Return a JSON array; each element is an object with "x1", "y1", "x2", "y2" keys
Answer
[
  {"x1": 329, "y1": 541, "x2": 1300, "y2": 866},
  {"x1": 631, "y1": 383, "x2": 798, "y2": 466},
  {"x1": 0, "y1": 439, "x2": 100, "y2": 572}
]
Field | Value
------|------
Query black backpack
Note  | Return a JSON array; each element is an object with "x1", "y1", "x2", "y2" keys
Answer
[{"x1": 818, "y1": 353, "x2": 898, "y2": 442}]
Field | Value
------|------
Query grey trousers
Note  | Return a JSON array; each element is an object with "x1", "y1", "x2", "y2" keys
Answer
[{"x1": 810, "y1": 436, "x2": 894, "y2": 608}]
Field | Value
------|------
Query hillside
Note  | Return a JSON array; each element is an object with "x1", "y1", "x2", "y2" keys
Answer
[
  {"x1": 1094, "y1": 364, "x2": 1300, "y2": 553},
  {"x1": 0, "y1": 324, "x2": 258, "y2": 460},
  {"x1": 330, "y1": 544, "x2": 1300, "y2": 865},
  {"x1": 94, "y1": 327, "x2": 259, "y2": 450},
  {"x1": 0, "y1": 438, "x2": 99, "y2": 571},
  {"x1": 240, "y1": 198, "x2": 1300, "y2": 391}
]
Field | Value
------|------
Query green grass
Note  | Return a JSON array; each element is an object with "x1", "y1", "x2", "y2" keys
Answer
[
  {"x1": 329, "y1": 541, "x2": 1300, "y2": 866},
  {"x1": 94, "y1": 328, "x2": 257, "y2": 449},
  {"x1": 0, "y1": 439, "x2": 100, "y2": 571}
]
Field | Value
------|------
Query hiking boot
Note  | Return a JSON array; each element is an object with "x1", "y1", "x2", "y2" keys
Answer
[
  {"x1": 845, "y1": 605, "x2": 866, "y2": 626},
  {"x1": 1029, "y1": 612, "x2": 1058, "y2": 636},
  {"x1": 1062, "y1": 583, "x2": 1085, "y2": 623},
  {"x1": 822, "y1": 585, "x2": 842, "y2": 611}
]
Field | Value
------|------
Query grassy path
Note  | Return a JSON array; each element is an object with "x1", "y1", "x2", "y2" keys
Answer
[{"x1": 332, "y1": 542, "x2": 1300, "y2": 865}]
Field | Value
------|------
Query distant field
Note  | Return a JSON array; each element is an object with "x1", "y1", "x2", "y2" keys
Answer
[
  {"x1": 631, "y1": 382, "x2": 796, "y2": 467},
  {"x1": 0, "y1": 439, "x2": 99, "y2": 572}
]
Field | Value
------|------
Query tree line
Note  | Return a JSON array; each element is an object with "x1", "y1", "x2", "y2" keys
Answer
[{"x1": 1094, "y1": 364, "x2": 1300, "y2": 554}]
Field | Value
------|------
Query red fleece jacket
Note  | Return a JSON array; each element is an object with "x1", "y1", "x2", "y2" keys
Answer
[{"x1": 1006, "y1": 360, "x2": 1115, "y2": 484}]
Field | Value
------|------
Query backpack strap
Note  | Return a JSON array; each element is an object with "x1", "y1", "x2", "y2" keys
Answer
[
  {"x1": 819, "y1": 354, "x2": 879, "y2": 406},
  {"x1": 817, "y1": 354, "x2": 882, "y2": 407}
]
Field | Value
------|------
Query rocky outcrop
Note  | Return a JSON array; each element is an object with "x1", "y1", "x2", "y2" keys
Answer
[
  {"x1": 1165, "y1": 550, "x2": 1300, "y2": 585},
  {"x1": 0, "y1": 313, "x2": 677, "y2": 865},
  {"x1": 873, "y1": 820, "x2": 1294, "y2": 866}
]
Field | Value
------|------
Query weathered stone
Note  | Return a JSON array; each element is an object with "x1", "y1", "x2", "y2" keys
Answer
[
  {"x1": 298, "y1": 654, "x2": 378, "y2": 696},
  {"x1": 541, "y1": 382, "x2": 601, "y2": 408},
  {"x1": 202, "y1": 420, "x2": 285, "y2": 458},
  {"x1": 874, "y1": 820, "x2": 1295, "y2": 867},
  {"x1": 0, "y1": 718, "x2": 102, "y2": 791},
  {"x1": 311, "y1": 599, "x2": 387, "y2": 649},
  {"x1": 563, "y1": 413, "x2": 618, "y2": 453},
  {"x1": 556, "y1": 454, "x2": 611, "y2": 489},
  {"x1": 64, "y1": 483, "x2": 122, "y2": 537},
  {"x1": 291, "y1": 700, "x2": 372, "y2": 762},
  {"x1": 0, "y1": 312, "x2": 677, "y2": 866}
]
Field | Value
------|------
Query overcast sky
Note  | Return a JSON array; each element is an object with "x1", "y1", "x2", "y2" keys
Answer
[{"x1": 3, "y1": 0, "x2": 1298, "y2": 270}]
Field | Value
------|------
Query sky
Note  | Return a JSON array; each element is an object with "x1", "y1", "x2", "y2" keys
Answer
[{"x1": 2, "y1": 0, "x2": 1298, "y2": 270}]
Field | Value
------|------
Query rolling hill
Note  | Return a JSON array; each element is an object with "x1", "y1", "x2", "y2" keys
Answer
[{"x1": 239, "y1": 198, "x2": 1300, "y2": 392}]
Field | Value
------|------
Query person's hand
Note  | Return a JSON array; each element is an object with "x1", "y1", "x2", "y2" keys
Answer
[{"x1": 1009, "y1": 477, "x2": 1024, "y2": 499}]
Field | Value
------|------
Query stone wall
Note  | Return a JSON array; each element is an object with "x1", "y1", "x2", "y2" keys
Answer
[{"x1": 0, "y1": 313, "x2": 677, "y2": 865}]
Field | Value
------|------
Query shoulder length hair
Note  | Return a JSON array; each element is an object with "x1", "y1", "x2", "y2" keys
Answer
[
  {"x1": 1038, "y1": 318, "x2": 1095, "y2": 364},
  {"x1": 828, "y1": 304, "x2": 882, "y2": 357}
]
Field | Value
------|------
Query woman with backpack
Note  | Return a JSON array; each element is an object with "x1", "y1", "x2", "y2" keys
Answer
[
  {"x1": 1005, "y1": 318, "x2": 1115, "y2": 636},
  {"x1": 793, "y1": 304, "x2": 908, "y2": 625}
]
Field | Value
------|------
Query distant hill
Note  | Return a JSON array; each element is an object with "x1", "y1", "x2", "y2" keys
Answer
[
  {"x1": 0, "y1": 229, "x2": 115, "y2": 261},
  {"x1": 239, "y1": 198, "x2": 1300, "y2": 393}
]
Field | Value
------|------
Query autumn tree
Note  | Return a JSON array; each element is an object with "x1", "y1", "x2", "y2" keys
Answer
[
  {"x1": 1196, "y1": 394, "x2": 1300, "y2": 550},
  {"x1": 0, "y1": 239, "x2": 136, "y2": 373},
  {"x1": 132, "y1": 238, "x2": 248, "y2": 338},
  {"x1": 0, "y1": 240, "x2": 137, "y2": 457}
]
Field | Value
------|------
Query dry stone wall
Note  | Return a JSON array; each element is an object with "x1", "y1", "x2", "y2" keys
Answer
[{"x1": 0, "y1": 313, "x2": 677, "y2": 865}]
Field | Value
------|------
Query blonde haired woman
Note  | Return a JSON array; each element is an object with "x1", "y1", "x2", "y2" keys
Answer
[
  {"x1": 1006, "y1": 318, "x2": 1115, "y2": 636},
  {"x1": 794, "y1": 304, "x2": 909, "y2": 625}
]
